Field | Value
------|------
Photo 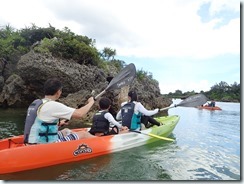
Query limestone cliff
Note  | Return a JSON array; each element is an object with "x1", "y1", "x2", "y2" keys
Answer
[{"x1": 0, "y1": 51, "x2": 172, "y2": 125}]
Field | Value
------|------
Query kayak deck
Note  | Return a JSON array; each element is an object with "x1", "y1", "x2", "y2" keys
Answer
[{"x1": 0, "y1": 115, "x2": 180, "y2": 174}]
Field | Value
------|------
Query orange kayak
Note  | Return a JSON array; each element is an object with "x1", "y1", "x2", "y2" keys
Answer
[
  {"x1": 0, "y1": 115, "x2": 179, "y2": 174},
  {"x1": 197, "y1": 106, "x2": 222, "y2": 110}
]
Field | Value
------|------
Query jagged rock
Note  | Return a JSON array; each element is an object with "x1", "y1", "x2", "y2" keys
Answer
[
  {"x1": 0, "y1": 50, "x2": 172, "y2": 125},
  {"x1": 1, "y1": 56, "x2": 20, "y2": 82},
  {"x1": 0, "y1": 58, "x2": 6, "y2": 92},
  {"x1": 17, "y1": 51, "x2": 108, "y2": 97},
  {"x1": 0, "y1": 76, "x2": 4, "y2": 92},
  {"x1": 130, "y1": 78, "x2": 171, "y2": 110},
  {"x1": 0, "y1": 74, "x2": 30, "y2": 107}
]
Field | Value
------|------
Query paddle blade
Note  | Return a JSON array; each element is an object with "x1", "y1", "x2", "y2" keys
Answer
[
  {"x1": 177, "y1": 93, "x2": 208, "y2": 107},
  {"x1": 106, "y1": 63, "x2": 136, "y2": 91},
  {"x1": 94, "y1": 63, "x2": 136, "y2": 99}
]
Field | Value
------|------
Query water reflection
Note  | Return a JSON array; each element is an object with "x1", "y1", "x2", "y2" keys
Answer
[
  {"x1": 57, "y1": 154, "x2": 112, "y2": 180},
  {"x1": 168, "y1": 100, "x2": 240, "y2": 180},
  {"x1": 0, "y1": 108, "x2": 26, "y2": 139}
]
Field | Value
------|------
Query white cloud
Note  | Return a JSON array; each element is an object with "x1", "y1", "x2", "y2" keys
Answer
[
  {"x1": 1, "y1": 0, "x2": 239, "y2": 59},
  {"x1": 1, "y1": 0, "x2": 51, "y2": 27},
  {"x1": 74, "y1": 0, "x2": 239, "y2": 59},
  {"x1": 0, "y1": 0, "x2": 77, "y2": 34},
  {"x1": 0, "y1": 0, "x2": 240, "y2": 94}
]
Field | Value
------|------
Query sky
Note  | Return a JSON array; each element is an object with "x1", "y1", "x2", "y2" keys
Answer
[{"x1": 0, "y1": 0, "x2": 241, "y2": 94}]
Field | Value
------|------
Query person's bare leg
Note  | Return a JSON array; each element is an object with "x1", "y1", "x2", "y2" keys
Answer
[
  {"x1": 60, "y1": 128, "x2": 72, "y2": 136},
  {"x1": 76, "y1": 131, "x2": 94, "y2": 139},
  {"x1": 119, "y1": 129, "x2": 129, "y2": 134}
]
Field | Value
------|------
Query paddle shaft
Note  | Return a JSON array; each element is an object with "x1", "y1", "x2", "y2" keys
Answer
[
  {"x1": 160, "y1": 105, "x2": 177, "y2": 111},
  {"x1": 94, "y1": 90, "x2": 106, "y2": 100},
  {"x1": 130, "y1": 130, "x2": 175, "y2": 141}
]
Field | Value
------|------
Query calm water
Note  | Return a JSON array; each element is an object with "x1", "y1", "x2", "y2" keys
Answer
[{"x1": 0, "y1": 100, "x2": 241, "y2": 181}]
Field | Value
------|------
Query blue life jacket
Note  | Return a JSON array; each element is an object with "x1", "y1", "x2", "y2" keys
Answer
[
  {"x1": 121, "y1": 102, "x2": 141, "y2": 130},
  {"x1": 24, "y1": 99, "x2": 43, "y2": 143},
  {"x1": 28, "y1": 117, "x2": 58, "y2": 143},
  {"x1": 89, "y1": 111, "x2": 110, "y2": 135},
  {"x1": 27, "y1": 100, "x2": 59, "y2": 144}
]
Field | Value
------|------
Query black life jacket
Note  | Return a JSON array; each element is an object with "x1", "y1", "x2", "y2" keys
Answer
[
  {"x1": 121, "y1": 102, "x2": 135, "y2": 128},
  {"x1": 23, "y1": 99, "x2": 43, "y2": 143},
  {"x1": 121, "y1": 102, "x2": 141, "y2": 130},
  {"x1": 90, "y1": 111, "x2": 110, "y2": 135}
]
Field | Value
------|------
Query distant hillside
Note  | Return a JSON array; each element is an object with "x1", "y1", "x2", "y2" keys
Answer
[{"x1": 164, "y1": 81, "x2": 240, "y2": 102}]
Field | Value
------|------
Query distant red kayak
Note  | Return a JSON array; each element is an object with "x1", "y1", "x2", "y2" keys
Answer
[{"x1": 197, "y1": 106, "x2": 222, "y2": 110}]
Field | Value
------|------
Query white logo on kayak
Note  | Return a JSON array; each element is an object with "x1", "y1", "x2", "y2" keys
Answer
[{"x1": 73, "y1": 144, "x2": 92, "y2": 156}]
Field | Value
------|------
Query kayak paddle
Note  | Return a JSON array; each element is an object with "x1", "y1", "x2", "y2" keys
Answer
[
  {"x1": 130, "y1": 130, "x2": 175, "y2": 141},
  {"x1": 159, "y1": 93, "x2": 208, "y2": 111},
  {"x1": 95, "y1": 63, "x2": 136, "y2": 100}
]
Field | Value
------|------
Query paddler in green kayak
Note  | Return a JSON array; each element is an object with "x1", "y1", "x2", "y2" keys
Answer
[{"x1": 116, "y1": 90, "x2": 161, "y2": 130}]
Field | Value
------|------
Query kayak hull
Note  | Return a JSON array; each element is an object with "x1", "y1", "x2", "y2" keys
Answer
[
  {"x1": 197, "y1": 106, "x2": 222, "y2": 110},
  {"x1": 0, "y1": 115, "x2": 179, "y2": 174}
]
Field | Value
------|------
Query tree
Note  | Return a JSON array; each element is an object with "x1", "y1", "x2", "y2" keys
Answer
[
  {"x1": 0, "y1": 25, "x2": 28, "y2": 59},
  {"x1": 101, "y1": 47, "x2": 116, "y2": 61},
  {"x1": 174, "y1": 90, "x2": 182, "y2": 96}
]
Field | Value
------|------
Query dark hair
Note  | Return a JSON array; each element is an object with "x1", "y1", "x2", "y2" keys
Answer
[
  {"x1": 128, "y1": 91, "x2": 138, "y2": 102},
  {"x1": 99, "y1": 97, "x2": 111, "y2": 110},
  {"x1": 44, "y1": 78, "x2": 62, "y2": 95}
]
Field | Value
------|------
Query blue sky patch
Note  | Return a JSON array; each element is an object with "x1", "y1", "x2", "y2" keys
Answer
[{"x1": 197, "y1": 2, "x2": 239, "y2": 29}]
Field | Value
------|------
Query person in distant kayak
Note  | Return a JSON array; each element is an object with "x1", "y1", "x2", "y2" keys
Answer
[
  {"x1": 89, "y1": 97, "x2": 128, "y2": 136},
  {"x1": 25, "y1": 77, "x2": 95, "y2": 144},
  {"x1": 116, "y1": 90, "x2": 161, "y2": 130},
  {"x1": 208, "y1": 100, "x2": 216, "y2": 107}
]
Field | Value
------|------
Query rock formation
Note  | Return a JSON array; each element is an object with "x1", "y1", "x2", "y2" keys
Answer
[{"x1": 0, "y1": 51, "x2": 172, "y2": 125}]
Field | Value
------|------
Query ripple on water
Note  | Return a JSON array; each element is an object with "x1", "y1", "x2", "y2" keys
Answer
[{"x1": 0, "y1": 121, "x2": 19, "y2": 138}]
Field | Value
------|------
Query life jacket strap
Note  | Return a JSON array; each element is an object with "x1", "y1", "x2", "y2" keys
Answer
[{"x1": 39, "y1": 122, "x2": 58, "y2": 142}]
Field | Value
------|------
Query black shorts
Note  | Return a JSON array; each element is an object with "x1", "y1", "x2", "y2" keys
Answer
[
  {"x1": 106, "y1": 126, "x2": 119, "y2": 135},
  {"x1": 89, "y1": 126, "x2": 119, "y2": 136}
]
